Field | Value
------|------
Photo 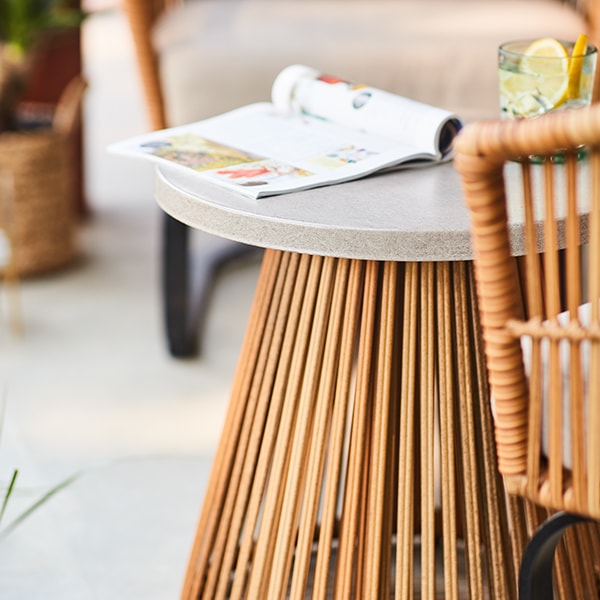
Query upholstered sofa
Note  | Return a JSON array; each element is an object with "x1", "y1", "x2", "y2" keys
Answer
[
  {"x1": 127, "y1": 0, "x2": 598, "y2": 127},
  {"x1": 122, "y1": 0, "x2": 599, "y2": 356}
]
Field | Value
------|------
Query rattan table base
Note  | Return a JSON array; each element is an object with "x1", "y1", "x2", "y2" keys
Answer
[{"x1": 179, "y1": 249, "x2": 597, "y2": 600}]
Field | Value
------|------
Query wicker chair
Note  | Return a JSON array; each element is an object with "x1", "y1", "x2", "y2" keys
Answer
[
  {"x1": 454, "y1": 104, "x2": 600, "y2": 598},
  {"x1": 121, "y1": 0, "x2": 598, "y2": 358}
]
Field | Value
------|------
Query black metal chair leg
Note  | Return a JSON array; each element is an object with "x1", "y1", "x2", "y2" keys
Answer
[{"x1": 519, "y1": 511, "x2": 592, "y2": 600}]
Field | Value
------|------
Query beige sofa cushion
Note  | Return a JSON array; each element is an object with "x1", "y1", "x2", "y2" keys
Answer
[{"x1": 154, "y1": 0, "x2": 587, "y2": 125}]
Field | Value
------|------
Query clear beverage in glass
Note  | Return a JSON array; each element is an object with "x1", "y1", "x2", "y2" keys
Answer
[{"x1": 499, "y1": 39, "x2": 597, "y2": 120}]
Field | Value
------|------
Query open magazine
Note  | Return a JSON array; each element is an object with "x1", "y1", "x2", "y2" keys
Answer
[{"x1": 110, "y1": 65, "x2": 463, "y2": 199}]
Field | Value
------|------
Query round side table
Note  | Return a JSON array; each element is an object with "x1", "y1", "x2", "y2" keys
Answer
[{"x1": 153, "y1": 162, "x2": 577, "y2": 600}]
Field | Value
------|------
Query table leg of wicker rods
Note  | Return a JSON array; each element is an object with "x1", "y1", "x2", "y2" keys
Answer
[{"x1": 180, "y1": 248, "x2": 600, "y2": 600}]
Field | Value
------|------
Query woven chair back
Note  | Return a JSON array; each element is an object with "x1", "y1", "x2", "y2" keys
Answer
[{"x1": 455, "y1": 104, "x2": 600, "y2": 518}]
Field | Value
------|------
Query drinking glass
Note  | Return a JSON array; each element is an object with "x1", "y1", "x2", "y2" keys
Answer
[{"x1": 499, "y1": 39, "x2": 597, "y2": 120}]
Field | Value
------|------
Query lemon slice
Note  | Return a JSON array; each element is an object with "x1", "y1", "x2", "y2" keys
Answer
[
  {"x1": 568, "y1": 33, "x2": 588, "y2": 99},
  {"x1": 521, "y1": 37, "x2": 569, "y2": 74},
  {"x1": 520, "y1": 37, "x2": 570, "y2": 109}
]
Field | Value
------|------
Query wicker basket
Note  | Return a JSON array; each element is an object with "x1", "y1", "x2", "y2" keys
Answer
[{"x1": 0, "y1": 77, "x2": 85, "y2": 277}]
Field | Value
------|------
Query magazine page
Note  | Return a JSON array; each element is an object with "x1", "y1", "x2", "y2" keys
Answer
[
  {"x1": 110, "y1": 102, "x2": 436, "y2": 199},
  {"x1": 271, "y1": 65, "x2": 462, "y2": 159}
]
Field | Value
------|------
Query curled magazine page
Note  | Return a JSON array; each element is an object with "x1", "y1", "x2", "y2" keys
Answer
[{"x1": 271, "y1": 65, "x2": 462, "y2": 158}]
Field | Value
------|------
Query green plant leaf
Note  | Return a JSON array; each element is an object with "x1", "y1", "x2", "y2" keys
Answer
[
  {"x1": 0, "y1": 0, "x2": 84, "y2": 54},
  {"x1": 0, "y1": 469, "x2": 18, "y2": 527},
  {"x1": 0, "y1": 468, "x2": 84, "y2": 542},
  {"x1": 0, "y1": 383, "x2": 86, "y2": 541}
]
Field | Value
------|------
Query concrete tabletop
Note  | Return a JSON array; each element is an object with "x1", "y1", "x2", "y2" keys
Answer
[
  {"x1": 155, "y1": 160, "x2": 584, "y2": 262},
  {"x1": 155, "y1": 161, "x2": 475, "y2": 262}
]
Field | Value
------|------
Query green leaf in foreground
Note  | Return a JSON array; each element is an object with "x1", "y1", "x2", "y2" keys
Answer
[
  {"x1": 0, "y1": 469, "x2": 19, "y2": 527},
  {"x1": 0, "y1": 468, "x2": 85, "y2": 542}
]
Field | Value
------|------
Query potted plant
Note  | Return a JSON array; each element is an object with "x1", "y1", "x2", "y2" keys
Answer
[
  {"x1": 0, "y1": 0, "x2": 86, "y2": 276},
  {"x1": 0, "y1": 0, "x2": 84, "y2": 132}
]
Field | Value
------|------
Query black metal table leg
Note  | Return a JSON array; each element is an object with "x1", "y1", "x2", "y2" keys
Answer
[{"x1": 161, "y1": 211, "x2": 261, "y2": 358}]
